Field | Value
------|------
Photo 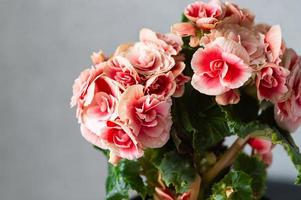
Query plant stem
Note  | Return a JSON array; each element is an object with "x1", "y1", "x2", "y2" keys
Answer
[
  {"x1": 203, "y1": 136, "x2": 250, "y2": 184},
  {"x1": 190, "y1": 175, "x2": 201, "y2": 200}
]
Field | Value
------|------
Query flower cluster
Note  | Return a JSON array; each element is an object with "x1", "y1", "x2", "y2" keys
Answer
[
  {"x1": 71, "y1": 28, "x2": 189, "y2": 164},
  {"x1": 172, "y1": 0, "x2": 301, "y2": 163},
  {"x1": 71, "y1": 1, "x2": 301, "y2": 199}
]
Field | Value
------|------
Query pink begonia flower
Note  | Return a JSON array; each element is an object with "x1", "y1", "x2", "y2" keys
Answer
[
  {"x1": 163, "y1": 33, "x2": 183, "y2": 55},
  {"x1": 118, "y1": 85, "x2": 172, "y2": 148},
  {"x1": 103, "y1": 56, "x2": 140, "y2": 89},
  {"x1": 184, "y1": 0, "x2": 224, "y2": 30},
  {"x1": 80, "y1": 125, "x2": 106, "y2": 149},
  {"x1": 201, "y1": 24, "x2": 266, "y2": 66},
  {"x1": 256, "y1": 63, "x2": 290, "y2": 102},
  {"x1": 70, "y1": 66, "x2": 104, "y2": 108},
  {"x1": 140, "y1": 28, "x2": 183, "y2": 55},
  {"x1": 275, "y1": 52, "x2": 301, "y2": 132},
  {"x1": 145, "y1": 72, "x2": 176, "y2": 99},
  {"x1": 248, "y1": 138, "x2": 273, "y2": 166},
  {"x1": 81, "y1": 91, "x2": 118, "y2": 134},
  {"x1": 79, "y1": 74, "x2": 121, "y2": 134},
  {"x1": 191, "y1": 37, "x2": 252, "y2": 96},
  {"x1": 100, "y1": 120, "x2": 143, "y2": 160},
  {"x1": 222, "y1": 2, "x2": 254, "y2": 27},
  {"x1": 265, "y1": 25, "x2": 283, "y2": 64},
  {"x1": 215, "y1": 89, "x2": 240, "y2": 105},
  {"x1": 80, "y1": 120, "x2": 143, "y2": 163},
  {"x1": 70, "y1": 65, "x2": 105, "y2": 119},
  {"x1": 210, "y1": 37, "x2": 250, "y2": 63},
  {"x1": 91, "y1": 51, "x2": 106, "y2": 65},
  {"x1": 126, "y1": 42, "x2": 175, "y2": 77}
]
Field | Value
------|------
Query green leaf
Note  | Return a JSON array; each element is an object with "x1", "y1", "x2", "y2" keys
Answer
[
  {"x1": 217, "y1": 91, "x2": 269, "y2": 139},
  {"x1": 220, "y1": 104, "x2": 269, "y2": 138},
  {"x1": 138, "y1": 149, "x2": 163, "y2": 195},
  {"x1": 181, "y1": 13, "x2": 189, "y2": 22},
  {"x1": 106, "y1": 160, "x2": 147, "y2": 200},
  {"x1": 120, "y1": 160, "x2": 147, "y2": 198},
  {"x1": 234, "y1": 154, "x2": 267, "y2": 199},
  {"x1": 158, "y1": 151, "x2": 197, "y2": 193},
  {"x1": 106, "y1": 163, "x2": 129, "y2": 200},
  {"x1": 209, "y1": 170, "x2": 253, "y2": 200},
  {"x1": 170, "y1": 126, "x2": 193, "y2": 154},
  {"x1": 174, "y1": 91, "x2": 233, "y2": 155},
  {"x1": 195, "y1": 103, "x2": 233, "y2": 150}
]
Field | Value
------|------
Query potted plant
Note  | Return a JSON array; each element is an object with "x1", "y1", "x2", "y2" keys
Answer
[{"x1": 71, "y1": 1, "x2": 301, "y2": 199}]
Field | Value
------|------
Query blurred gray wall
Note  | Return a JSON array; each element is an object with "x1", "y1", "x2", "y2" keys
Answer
[{"x1": 0, "y1": 0, "x2": 300, "y2": 199}]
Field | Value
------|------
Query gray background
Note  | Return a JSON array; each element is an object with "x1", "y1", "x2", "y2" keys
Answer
[{"x1": 0, "y1": 0, "x2": 300, "y2": 199}]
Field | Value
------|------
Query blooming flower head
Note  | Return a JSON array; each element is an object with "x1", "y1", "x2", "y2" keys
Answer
[
  {"x1": 70, "y1": 65, "x2": 105, "y2": 119},
  {"x1": 184, "y1": 0, "x2": 224, "y2": 30},
  {"x1": 100, "y1": 120, "x2": 143, "y2": 160},
  {"x1": 145, "y1": 72, "x2": 176, "y2": 99},
  {"x1": 140, "y1": 28, "x2": 183, "y2": 55},
  {"x1": 81, "y1": 75, "x2": 121, "y2": 134},
  {"x1": 103, "y1": 56, "x2": 140, "y2": 89},
  {"x1": 126, "y1": 42, "x2": 175, "y2": 77},
  {"x1": 71, "y1": 28, "x2": 189, "y2": 165},
  {"x1": 118, "y1": 85, "x2": 172, "y2": 148},
  {"x1": 275, "y1": 52, "x2": 301, "y2": 132},
  {"x1": 200, "y1": 24, "x2": 266, "y2": 66},
  {"x1": 81, "y1": 120, "x2": 143, "y2": 163},
  {"x1": 222, "y1": 1, "x2": 254, "y2": 27},
  {"x1": 256, "y1": 63, "x2": 290, "y2": 102},
  {"x1": 191, "y1": 37, "x2": 252, "y2": 96}
]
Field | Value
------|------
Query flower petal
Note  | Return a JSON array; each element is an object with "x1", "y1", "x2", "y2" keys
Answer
[
  {"x1": 191, "y1": 73, "x2": 228, "y2": 95},
  {"x1": 265, "y1": 25, "x2": 282, "y2": 62}
]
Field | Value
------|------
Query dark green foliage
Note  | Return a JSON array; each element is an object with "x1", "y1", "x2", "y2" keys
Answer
[
  {"x1": 234, "y1": 154, "x2": 267, "y2": 198},
  {"x1": 106, "y1": 160, "x2": 147, "y2": 200},
  {"x1": 173, "y1": 88, "x2": 233, "y2": 157},
  {"x1": 209, "y1": 170, "x2": 253, "y2": 200},
  {"x1": 157, "y1": 151, "x2": 197, "y2": 193}
]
